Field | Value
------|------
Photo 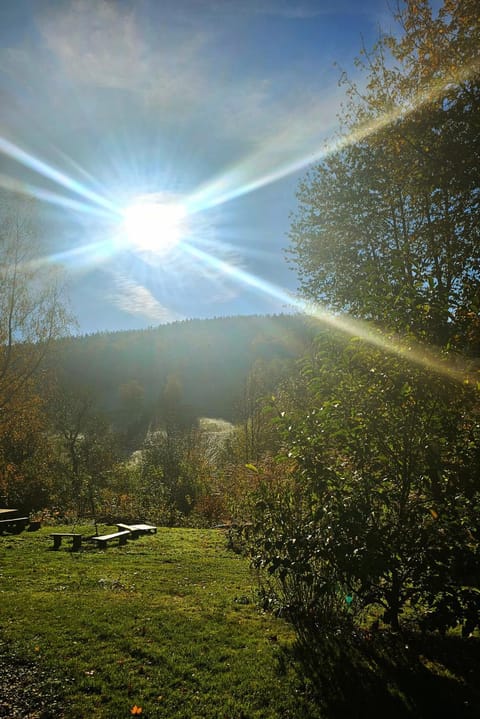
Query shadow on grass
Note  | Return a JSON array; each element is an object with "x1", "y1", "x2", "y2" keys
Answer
[
  {"x1": 281, "y1": 629, "x2": 480, "y2": 718},
  {"x1": 0, "y1": 645, "x2": 67, "y2": 718}
]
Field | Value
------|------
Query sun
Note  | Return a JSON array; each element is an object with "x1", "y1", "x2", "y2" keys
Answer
[{"x1": 121, "y1": 197, "x2": 187, "y2": 254}]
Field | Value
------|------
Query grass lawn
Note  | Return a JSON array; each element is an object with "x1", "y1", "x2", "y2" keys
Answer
[
  {"x1": 0, "y1": 525, "x2": 320, "y2": 719},
  {"x1": 1, "y1": 525, "x2": 479, "y2": 718}
]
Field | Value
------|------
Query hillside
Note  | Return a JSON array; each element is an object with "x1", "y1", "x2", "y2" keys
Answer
[{"x1": 50, "y1": 313, "x2": 315, "y2": 429}]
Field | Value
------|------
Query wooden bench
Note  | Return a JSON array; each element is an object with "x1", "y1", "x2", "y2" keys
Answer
[
  {"x1": 0, "y1": 517, "x2": 30, "y2": 535},
  {"x1": 90, "y1": 530, "x2": 131, "y2": 548},
  {"x1": 50, "y1": 533, "x2": 83, "y2": 551},
  {"x1": 116, "y1": 523, "x2": 157, "y2": 538}
]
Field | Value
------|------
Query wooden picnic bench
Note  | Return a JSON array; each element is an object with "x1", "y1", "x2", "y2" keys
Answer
[
  {"x1": 116, "y1": 523, "x2": 157, "y2": 538},
  {"x1": 50, "y1": 533, "x2": 83, "y2": 551},
  {"x1": 90, "y1": 530, "x2": 131, "y2": 549},
  {"x1": 0, "y1": 517, "x2": 30, "y2": 535}
]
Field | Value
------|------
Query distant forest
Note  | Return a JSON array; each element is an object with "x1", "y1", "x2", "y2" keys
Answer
[{"x1": 49, "y1": 313, "x2": 315, "y2": 445}]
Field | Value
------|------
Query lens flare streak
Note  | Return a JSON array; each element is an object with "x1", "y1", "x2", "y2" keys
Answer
[
  {"x1": 183, "y1": 241, "x2": 477, "y2": 386},
  {"x1": 0, "y1": 135, "x2": 119, "y2": 215},
  {"x1": 188, "y1": 59, "x2": 479, "y2": 214},
  {"x1": 181, "y1": 241, "x2": 297, "y2": 307},
  {"x1": 0, "y1": 53, "x2": 476, "y2": 390}
]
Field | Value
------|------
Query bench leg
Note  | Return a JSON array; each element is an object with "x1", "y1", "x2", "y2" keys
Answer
[
  {"x1": 119, "y1": 534, "x2": 128, "y2": 545},
  {"x1": 72, "y1": 536, "x2": 82, "y2": 552},
  {"x1": 53, "y1": 536, "x2": 62, "y2": 550}
]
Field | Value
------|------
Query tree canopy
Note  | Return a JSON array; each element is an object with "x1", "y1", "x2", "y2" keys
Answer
[
  {"x1": 250, "y1": 0, "x2": 480, "y2": 641},
  {"x1": 288, "y1": 0, "x2": 479, "y2": 348}
]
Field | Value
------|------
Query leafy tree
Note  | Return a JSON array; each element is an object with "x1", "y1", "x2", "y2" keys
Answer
[
  {"x1": 254, "y1": 1, "x2": 480, "y2": 639},
  {"x1": 252, "y1": 336, "x2": 480, "y2": 634},
  {"x1": 0, "y1": 192, "x2": 70, "y2": 511},
  {"x1": 49, "y1": 385, "x2": 119, "y2": 516},
  {"x1": 117, "y1": 379, "x2": 148, "y2": 451},
  {"x1": 233, "y1": 359, "x2": 287, "y2": 464},
  {"x1": 288, "y1": 0, "x2": 479, "y2": 347}
]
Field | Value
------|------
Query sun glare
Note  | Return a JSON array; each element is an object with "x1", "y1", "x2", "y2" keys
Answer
[{"x1": 122, "y1": 199, "x2": 187, "y2": 254}]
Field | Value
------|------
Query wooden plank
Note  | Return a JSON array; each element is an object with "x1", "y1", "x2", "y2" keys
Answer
[
  {"x1": 91, "y1": 530, "x2": 131, "y2": 548},
  {"x1": 0, "y1": 508, "x2": 19, "y2": 518},
  {"x1": 117, "y1": 523, "x2": 157, "y2": 535},
  {"x1": 131, "y1": 524, "x2": 157, "y2": 534},
  {"x1": 0, "y1": 517, "x2": 29, "y2": 534},
  {"x1": 116, "y1": 523, "x2": 141, "y2": 538}
]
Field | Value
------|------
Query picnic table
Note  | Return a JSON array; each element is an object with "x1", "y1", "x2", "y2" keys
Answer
[{"x1": 47, "y1": 522, "x2": 158, "y2": 552}]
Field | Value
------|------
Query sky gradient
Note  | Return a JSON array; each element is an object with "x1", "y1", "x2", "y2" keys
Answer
[{"x1": 0, "y1": 0, "x2": 394, "y2": 334}]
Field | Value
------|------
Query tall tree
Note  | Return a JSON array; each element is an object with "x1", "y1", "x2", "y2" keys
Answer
[
  {"x1": 288, "y1": 0, "x2": 479, "y2": 347},
  {"x1": 0, "y1": 192, "x2": 70, "y2": 422},
  {"x1": 49, "y1": 384, "x2": 118, "y2": 515},
  {"x1": 252, "y1": 0, "x2": 480, "y2": 640}
]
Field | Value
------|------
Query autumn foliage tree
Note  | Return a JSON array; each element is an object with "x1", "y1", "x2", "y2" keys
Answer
[
  {"x1": 253, "y1": 0, "x2": 480, "y2": 637},
  {"x1": 0, "y1": 192, "x2": 70, "y2": 508},
  {"x1": 288, "y1": 0, "x2": 479, "y2": 347}
]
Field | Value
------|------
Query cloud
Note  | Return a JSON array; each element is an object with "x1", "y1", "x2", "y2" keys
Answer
[
  {"x1": 32, "y1": 0, "x2": 341, "y2": 145},
  {"x1": 35, "y1": 0, "x2": 211, "y2": 105},
  {"x1": 108, "y1": 273, "x2": 180, "y2": 323}
]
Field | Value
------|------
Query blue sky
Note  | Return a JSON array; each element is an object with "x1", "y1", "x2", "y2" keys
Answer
[{"x1": 0, "y1": 0, "x2": 394, "y2": 334}]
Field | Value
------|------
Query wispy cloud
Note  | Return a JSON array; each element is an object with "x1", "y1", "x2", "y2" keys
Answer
[
  {"x1": 32, "y1": 0, "x2": 341, "y2": 148},
  {"x1": 109, "y1": 274, "x2": 180, "y2": 323},
  {"x1": 35, "y1": 0, "x2": 211, "y2": 104}
]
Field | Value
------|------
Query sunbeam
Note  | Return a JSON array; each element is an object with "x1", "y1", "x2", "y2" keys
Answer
[
  {"x1": 188, "y1": 58, "x2": 479, "y2": 215},
  {"x1": 0, "y1": 135, "x2": 120, "y2": 216},
  {"x1": 0, "y1": 172, "x2": 114, "y2": 218},
  {"x1": 182, "y1": 241, "x2": 297, "y2": 307},
  {"x1": 40, "y1": 239, "x2": 121, "y2": 270},
  {"x1": 182, "y1": 240, "x2": 477, "y2": 387}
]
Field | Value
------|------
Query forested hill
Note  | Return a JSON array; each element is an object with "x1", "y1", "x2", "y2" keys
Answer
[{"x1": 51, "y1": 314, "x2": 315, "y2": 424}]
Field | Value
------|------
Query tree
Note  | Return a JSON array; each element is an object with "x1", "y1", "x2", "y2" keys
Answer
[
  {"x1": 253, "y1": 1, "x2": 480, "y2": 640},
  {"x1": 233, "y1": 359, "x2": 286, "y2": 464},
  {"x1": 288, "y1": 0, "x2": 479, "y2": 347},
  {"x1": 49, "y1": 384, "x2": 119, "y2": 516},
  {"x1": 137, "y1": 374, "x2": 199, "y2": 523},
  {"x1": 252, "y1": 335, "x2": 480, "y2": 634},
  {"x1": 0, "y1": 192, "x2": 70, "y2": 423},
  {"x1": 0, "y1": 390, "x2": 57, "y2": 511},
  {"x1": 117, "y1": 379, "x2": 148, "y2": 451}
]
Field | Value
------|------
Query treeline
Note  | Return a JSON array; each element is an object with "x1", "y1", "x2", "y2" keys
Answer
[
  {"x1": 0, "y1": 311, "x2": 315, "y2": 518},
  {"x1": 50, "y1": 313, "x2": 313, "y2": 428}
]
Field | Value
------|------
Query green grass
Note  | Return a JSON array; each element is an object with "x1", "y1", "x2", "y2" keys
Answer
[
  {"x1": 0, "y1": 525, "x2": 320, "y2": 719},
  {"x1": 1, "y1": 526, "x2": 479, "y2": 718}
]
